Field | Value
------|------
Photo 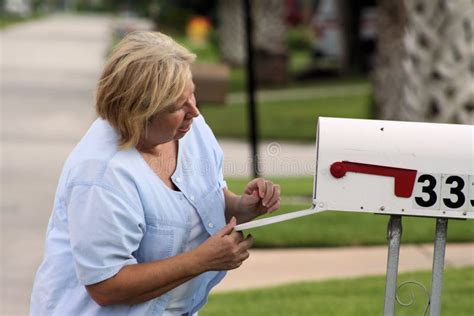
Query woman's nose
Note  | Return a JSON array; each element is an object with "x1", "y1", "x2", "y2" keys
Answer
[{"x1": 189, "y1": 94, "x2": 200, "y2": 117}]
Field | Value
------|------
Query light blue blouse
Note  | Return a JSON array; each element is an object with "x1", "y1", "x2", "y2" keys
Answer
[{"x1": 30, "y1": 115, "x2": 227, "y2": 315}]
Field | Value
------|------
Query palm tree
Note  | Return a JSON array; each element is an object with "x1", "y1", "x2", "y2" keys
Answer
[
  {"x1": 373, "y1": 0, "x2": 474, "y2": 124},
  {"x1": 217, "y1": 0, "x2": 245, "y2": 66},
  {"x1": 217, "y1": 0, "x2": 288, "y2": 85}
]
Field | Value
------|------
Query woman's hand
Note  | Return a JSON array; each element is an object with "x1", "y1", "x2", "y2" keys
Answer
[
  {"x1": 239, "y1": 178, "x2": 281, "y2": 217},
  {"x1": 192, "y1": 217, "x2": 253, "y2": 271},
  {"x1": 224, "y1": 178, "x2": 281, "y2": 224},
  {"x1": 85, "y1": 217, "x2": 250, "y2": 307}
]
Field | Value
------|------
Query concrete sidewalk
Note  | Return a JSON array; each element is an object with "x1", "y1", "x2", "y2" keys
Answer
[
  {"x1": 220, "y1": 139, "x2": 316, "y2": 177},
  {"x1": 214, "y1": 243, "x2": 474, "y2": 292},
  {"x1": 227, "y1": 83, "x2": 370, "y2": 105}
]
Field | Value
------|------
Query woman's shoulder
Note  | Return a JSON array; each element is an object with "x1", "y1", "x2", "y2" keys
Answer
[
  {"x1": 66, "y1": 151, "x2": 139, "y2": 187},
  {"x1": 61, "y1": 149, "x2": 143, "y2": 211},
  {"x1": 62, "y1": 119, "x2": 139, "y2": 190}
]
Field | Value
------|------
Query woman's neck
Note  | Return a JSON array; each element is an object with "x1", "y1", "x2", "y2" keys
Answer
[{"x1": 137, "y1": 139, "x2": 176, "y2": 155}]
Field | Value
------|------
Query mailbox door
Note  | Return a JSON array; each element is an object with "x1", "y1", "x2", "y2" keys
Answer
[{"x1": 313, "y1": 117, "x2": 474, "y2": 219}]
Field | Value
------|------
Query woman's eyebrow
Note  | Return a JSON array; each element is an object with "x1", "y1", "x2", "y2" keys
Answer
[{"x1": 177, "y1": 94, "x2": 187, "y2": 105}]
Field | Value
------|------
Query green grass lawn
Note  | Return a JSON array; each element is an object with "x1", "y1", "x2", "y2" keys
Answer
[
  {"x1": 0, "y1": 13, "x2": 44, "y2": 29},
  {"x1": 226, "y1": 177, "x2": 314, "y2": 198},
  {"x1": 226, "y1": 177, "x2": 474, "y2": 248},
  {"x1": 202, "y1": 93, "x2": 371, "y2": 141},
  {"x1": 244, "y1": 204, "x2": 474, "y2": 248},
  {"x1": 0, "y1": 14, "x2": 27, "y2": 28},
  {"x1": 201, "y1": 267, "x2": 474, "y2": 316}
]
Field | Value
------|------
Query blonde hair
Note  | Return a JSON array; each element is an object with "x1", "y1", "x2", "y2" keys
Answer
[{"x1": 96, "y1": 31, "x2": 196, "y2": 149}]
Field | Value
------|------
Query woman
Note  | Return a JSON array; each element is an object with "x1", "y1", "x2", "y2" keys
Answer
[{"x1": 30, "y1": 31, "x2": 280, "y2": 315}]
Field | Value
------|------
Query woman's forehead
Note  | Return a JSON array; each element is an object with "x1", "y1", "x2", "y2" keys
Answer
[
  {"x1": 185, "y1": 77, "x2": 195, "y2": 91},
  {"x1": 178, "y1": 79, "x2": 195, "y2": 99}
]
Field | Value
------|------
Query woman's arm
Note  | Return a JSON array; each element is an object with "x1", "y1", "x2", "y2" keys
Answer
[
  {"x1": 224, "y1": 178, "x2": 281, "y2": 224},
  {"x1": 86, "y1": 217, "x2": 253, "y2": 306},
  {"x1": 86, "y1": 251, "x2": 198, "y2": 306}
]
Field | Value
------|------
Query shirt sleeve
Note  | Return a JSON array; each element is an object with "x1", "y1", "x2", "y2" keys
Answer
[{"x1": 66, "y1": 183, "x2": 145, "y2": 285}]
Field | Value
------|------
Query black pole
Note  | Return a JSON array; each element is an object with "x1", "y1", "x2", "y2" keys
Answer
[{"x1": 243, "y1": 0, "x2": 259, "y2": 178}]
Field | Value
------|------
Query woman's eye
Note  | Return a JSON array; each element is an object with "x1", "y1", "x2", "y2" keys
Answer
[{"x1": 169, "y1": 105, "x2": 184, "y2": 113}]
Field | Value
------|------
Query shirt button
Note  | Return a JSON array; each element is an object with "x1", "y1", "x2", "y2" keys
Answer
[
  {"x1": 208, "y1": 222, "x2": 214, "y2": 228},
  {"x1": 190, "y1": 195, "x2": 195, "y2": 201},
  {"x1": 176, "y1": 177, "x2": 181, "y2": 182}
]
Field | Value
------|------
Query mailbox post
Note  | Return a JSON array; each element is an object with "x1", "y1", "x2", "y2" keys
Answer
[
  {"x1": 384, "y1": 215, "x2": 402, "y2": 316},
  {"x1": 430, "y1": 218, "x2": 448, "y2": 315}
]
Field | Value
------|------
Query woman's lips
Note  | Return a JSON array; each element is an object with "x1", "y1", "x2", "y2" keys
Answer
[{"x1": 178, "y1": 122, "x2": 192, "y2": 132}]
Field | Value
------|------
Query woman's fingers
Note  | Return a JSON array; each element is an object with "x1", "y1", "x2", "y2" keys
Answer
[
  {"x1": 238, "y1": 234, "x2": 254, "y2": 251},
  {"x1": 264, "y1": 181, "x2": 281, "y2": 207},
  {"x1": 221, "y1": 233, "x2": 253, "y2": 270},
  {"x1": 244, "y1": 178, "x2": 264, "y2": 195},
  {"x1": 262, "y1": 180, "x2": 272, "y2": 206},
  {"x1": 239, "y1": 178, "x2": 282, "y2": 218},
  {"x1": 216, "y1": 216, "x2": 237, "y2": 237},
  {"x1": 256, "y1": 178, "x2": 266, "y2": 198},
  {"x1": 229, "y1": 230, "x2": 244, "y2": 243},
  {"x1": 264, "y1": 185, "x2": 281, "y2": 213},
  {"x1": 244, "y1": 178, "x2": 281, "y2": 210}
]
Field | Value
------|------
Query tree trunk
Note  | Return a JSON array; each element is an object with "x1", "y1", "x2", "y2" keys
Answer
[
  {"x1": 402, "y1": 0, "x2": 474, "y2": 123},
  {"x1": 372, "y1": 0, "x2": 407, "y2": 120},
  {"x1": 253, "y1": 0, "x2": 288, "y2": 85},
  {"x1": 374, "y1": 0, "x2": 474, "y2": 124},
  {"x1": 217, "y1": 0, "x2": 288, "y2": 85},
  {"x1": 217, "y1": 0, "x2": 245, "y2": 66}
]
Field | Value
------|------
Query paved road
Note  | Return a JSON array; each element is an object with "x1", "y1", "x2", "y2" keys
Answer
[
  {"x1": 1, "y1": 14, "x2": 111, "y2": 315},
  {"x1": 220, "y1": 139, "x2": 316, "y2": 177}
]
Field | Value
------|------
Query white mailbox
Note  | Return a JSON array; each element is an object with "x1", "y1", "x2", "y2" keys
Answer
[
  {"x1": 313, "y1": 117, "x2": 474, "y2": 219},
  {"x1": 236, "y1": 117, "x2": 473, "y2": 231}
]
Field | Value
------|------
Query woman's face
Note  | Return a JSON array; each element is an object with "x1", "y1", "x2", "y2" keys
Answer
[{"x1": 140, "y1": 77, "x2": 199, "y2": 149}]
